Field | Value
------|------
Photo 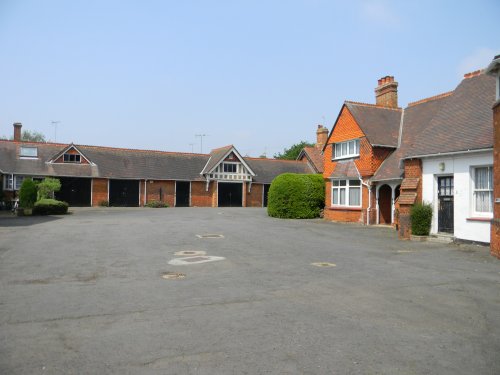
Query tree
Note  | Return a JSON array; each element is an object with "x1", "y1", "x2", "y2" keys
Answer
[
  {"x1": 19, "y1": 179, "x2": 38, "y2": 209},
  {"x1": 8, "y1": 130, "x2": 46, "y2": 142},
  {"x1": 37, "y1": 178, "x2": 61, "y2": 200},
  {"x1": 273, "y1": 141, "x2": 314, "y2": 160}
]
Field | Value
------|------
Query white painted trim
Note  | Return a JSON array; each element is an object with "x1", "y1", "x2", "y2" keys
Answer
[
  {"x1": 330, "y1": 178, "x2": 362, "y2": 208},
  {"x1": 205, "y1": 147, "x2": 256, "y2": 176},
  {"x1": 107, "y1": 179, "x2": 110, "y2": 203},
  {"x1": 405, "y1": 148, "x2": 493, "y2": 160},
  {"x1": 48, "y1": 144, "x2": 95, "y2": 165},
  {"x1": 90, "y1": 178, "x2": 93, "y2": 206}
]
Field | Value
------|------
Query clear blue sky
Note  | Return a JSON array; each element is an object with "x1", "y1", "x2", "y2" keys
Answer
[{"x1": 0, "y1": 0, "x2": 498, "y2": 157}]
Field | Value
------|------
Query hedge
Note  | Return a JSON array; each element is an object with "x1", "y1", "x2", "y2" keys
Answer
[
  {"x1": 33, "y1": 199, "x2": 68, "y2": 215},
  {"x1": 19, "y1": 178, "x2": 38, "y2": 209},
  {"x1": 410, "y1": 202, "x2": 433, "y2": 235},
  {"x1": 267, "y1": 173, "x2": 325, "y2": 219}
]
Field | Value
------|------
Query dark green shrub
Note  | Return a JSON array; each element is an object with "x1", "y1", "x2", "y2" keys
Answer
[
  {"x1": 410, "y1": 202, "x2": 433, "y2": 235},
  {"x1": 37, "y1": 177, "x2": 61, "y2": 199},
  {"x1": 33, "y1": 199, "x2": 68, "y2": 215},
  {"x1": 19, "y1": 178, "x2": 38, "y2": 209},
  {"x1": 145, "y1": 201, "x2": 169, "y2": 208},
  {"x1": 267, "y1": 173, "x2": 325, "y2": 219},
  {"x1": 98, "y1": 200, "x2": 109, "y2": 207}
]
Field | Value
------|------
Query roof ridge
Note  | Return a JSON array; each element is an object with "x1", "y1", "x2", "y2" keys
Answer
[
  {"x1": 345, "y1": 101, "x2": 402, "y2": 111},
  {"x1": 210, "y1": 145, "x2": 233, "y2": 152},
  {"x1": 247, "y1": 157, "x2": 304, "y2": 162},
  {"x1": 77, "y1": 144, "x2": 208, "y2": 156},
  {"x1": 407, "y1": 91, "x2": 454, "y2": 107},
  {"x1": 463, "y1": 69, "x2": 484, "y2": 79}
]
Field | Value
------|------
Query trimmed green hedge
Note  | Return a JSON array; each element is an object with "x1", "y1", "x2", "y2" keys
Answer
[
  {"x1": 33, "y1": 199, "x2": 68, "y2": 215},
  {"x1": 145, "y1": 201, "x2": 169, "y2": 208},
  {"x1": 267, "y1": 173, "x2": 325, "y2": 219},
  {"x1": 19, "y1": 178, "x2": 38, "y2": 209},
  {"x1": 410, "y1": 202, "x2": 433, "y2": 235}
]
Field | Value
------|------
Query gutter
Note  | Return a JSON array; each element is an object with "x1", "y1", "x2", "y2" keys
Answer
[{"x1": 403, "y1": 148, "x2": 493, "y2": 160}]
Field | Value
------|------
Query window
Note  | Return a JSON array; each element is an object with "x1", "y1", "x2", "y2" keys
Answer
[
  {"x1": 3, "y1": 175, "x2": 27, "y2": 191},
  {"x1": 3, "y1": 175, "x2": 13, "y2": 190},
  {"x1": 63, "y1": 153, "x2": 81, "y2": 163},
  {"x1": 223, "y1": 163, "x2": 237, "y2": 173},
  {"x1": 332, "y1": 179, "x2": 361, "y2": 207},
  {"x1": 473, "y1": 166, "x2": 493, "y2": 215},
  {"x1": 19, "y1": 146, "x2": 38, "y2": 158},
  {"x1": 333, "y1": 140, "x2": 360, "y2": 159}
]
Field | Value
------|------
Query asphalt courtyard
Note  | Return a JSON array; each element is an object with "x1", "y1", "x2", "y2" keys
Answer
[{"x1": 1, "y1": 207, "x2": 499, "y2": 375}]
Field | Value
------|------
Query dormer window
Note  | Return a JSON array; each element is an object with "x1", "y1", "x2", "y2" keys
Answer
[
  {"x1": 223, "y1": 163, "x2": 237, "y2": 173},
  {"x1": 63, "y1": 153, "x2": 81, "y2": 163},
  {"x1": 333, "y1": 139, "x2": 360, "y2": 160},
  {"x1": 19, "y1": 146, "x2": 38, "y2": 158}
]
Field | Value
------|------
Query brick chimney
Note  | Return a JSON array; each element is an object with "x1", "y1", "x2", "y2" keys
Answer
[
  {"x1": 316, "y1": 125, "x2": 328, "y2": 150},
  {"x1": 13, "y1": 122, "x2": 22, "y2": 141},
  {"x1": 375, "y1": 76, "x2": 398, "y2": 108}
]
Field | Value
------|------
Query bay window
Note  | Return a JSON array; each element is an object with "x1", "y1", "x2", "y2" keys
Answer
[
  {"x1": 333, "y1": 139, "x2": 360, "y2": 159},
  {"x1": 332, "y1": 179, "x2": 361, "y2": 207}
]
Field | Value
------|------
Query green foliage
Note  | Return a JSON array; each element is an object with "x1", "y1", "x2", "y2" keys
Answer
[
  {"x1": 22, "y1": 130, "x2": 46, "y2": 142},
  {"x1": 410, "y1": 202, "x2": 433, "y2": 236},
  {"x1": 267, "y1": 173, "x2": 325, "y2": 219},
  {"x1": 33, "y1": 199, "x2": 68, "y2": 215},
  {"x1": 273, "y1": 141, "x2": 315, "y2": 160},
  {"x1": 145, "y1": 201, "x2": 169, "y2": 208},
  {"x1": 37, "y1": 177, "x2": 61, "y2": 199},
  {"x1": 19, "y1": 178, "x2": 38, "y2": 209},
  {"x1": 98, "y1": 200, "x2": 109, "y2": 207}
]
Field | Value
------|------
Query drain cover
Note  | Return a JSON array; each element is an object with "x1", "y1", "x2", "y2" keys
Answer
[
  {"x1": 196, "y1": 234, "x2": 224, "y2": 239},
  {"x1": 161, "y1": 271, "x2": 186, "y2": 280},
  {"x1": 311, "y1": 262, "x2": 336, "y2": 267},
  {"x1": 174, "y1": 250, "x2": 206, "y2": 256}
]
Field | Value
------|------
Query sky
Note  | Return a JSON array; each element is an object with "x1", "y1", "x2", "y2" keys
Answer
[{"x1": 0, "y1": 0, "x2": 498, "y2": 157}]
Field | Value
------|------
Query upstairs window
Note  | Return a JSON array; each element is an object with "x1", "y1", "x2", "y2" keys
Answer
[
  {"x1": 223, "y1": 163, "x2": 237, "y2": 173},
  {"x1": 473, "y1": 166, "x2": 493, "y2": 215},
  {"x1": 63, "y1": 153, "x2": 81, "y2": 163},
  {"x1": 19, "y1": 146, "x2": 38, "y2": 158},
  {"x1": 333, "y1": 139, "x2": 360, "y2": 160}
]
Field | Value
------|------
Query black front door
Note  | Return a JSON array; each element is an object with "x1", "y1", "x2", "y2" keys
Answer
[
  {"x1": 218, "y1": 182, "x2": 243, "y2": 207},
  {"x1": 175, "y1": 181, "x2": 190, "y2": 207},
  {"x1": 438, "y1": 176, "x2": 454, "y2": 233},
  {"x1": 55, "y1": 177, "x2": 91, "y2": 206},
  {"x1": 263, "y1": 184, "x2": 271, "y2": 207},
  {"x1": 109, "y1": 179, "x2": 139, "y2": 207}
]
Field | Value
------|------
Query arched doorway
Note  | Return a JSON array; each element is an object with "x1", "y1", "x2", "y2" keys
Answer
[{"x1": 378, "y1": 184, "x2": 392, "y2": 224}]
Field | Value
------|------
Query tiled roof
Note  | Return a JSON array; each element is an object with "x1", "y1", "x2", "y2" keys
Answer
[
  {"x1": 400, "y1": 178, "x2": 419, "y2": 189},
  {"x1": 345, "y1": 102, "x2": 402, "y2": 147},
  {"x1": 247, "y1": 158, "x2": 311, "y2": 184},
  {"x1": 398, "y1": 192, "x2": 417, "y2": 205},
  {"x1": 201, "y1": 145, "x2": 234, "y2": 174},
  {"x1": 404, "y1": 73, "x2": 495, "y2": 157},
  {"x1": 329, "y1": 160, "x2": 360, "y2": 179},
  {"x1": 372, "y1": 92, "x2": 451, "y2": 181},
  {"x1": 298, "y1": 147, "x2": 323, "y2": 173}
]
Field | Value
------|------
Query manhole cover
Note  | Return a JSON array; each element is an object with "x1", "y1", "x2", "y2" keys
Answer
[
  {"x1": 168, "y1": 256, "x2": 226, "y2": 265},
  {"x1": 161, "y1": 271, "x2": 186, "y2": 280},
  {"x1": 174, "y1": 250, "x2": 206, "y2": 256},
  {"x1": 196, "y1": 234, "x2": 224, "y2": 239},
  {"x1": 311, "y1": 262, "x2": 336, "y2": 267}
]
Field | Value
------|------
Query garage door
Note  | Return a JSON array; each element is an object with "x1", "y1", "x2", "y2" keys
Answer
[
  {"x1": 109, "y1": 180, "x2": 140, "y2": 207},
  {"x1": 218, "y1": 182, "x2": 242, "y2": 207},
  {"x1": 55, "y1": 177, "x2": 91, "y2": 207}
]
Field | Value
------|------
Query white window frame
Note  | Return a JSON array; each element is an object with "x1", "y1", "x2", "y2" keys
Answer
[
  {"x1": 63, "y1": 153, "x2": 81, "y2": 163},
  {"x1": 471, "y1": 165, "x2": 493, "y2": 217},
  {"x1": 3, "y1": 175, "x2": 28, "y2": 191},
  {"x1": 19, "y1": 146, "x2": 38, "y2": 158},
  {"x1": 333, "y1": 139, "x2": 360, "y2": 160},
  {"x1": 331, "y1": 179, "x2": 362, "y2": 208},
  {"x1": 223, "y1": 162, "x2": 237, "y2": 173}
]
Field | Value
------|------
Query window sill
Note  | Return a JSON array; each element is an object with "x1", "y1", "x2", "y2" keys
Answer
[
  {"x1": 332, "y1": 155, "x2": 359, "y2": 161},
  {"x1": 466, "y1": 217, "x2": 492, "y2": 222},
  {"x1": 328, "y1": 206, "x2": 362, "y2": 211}
]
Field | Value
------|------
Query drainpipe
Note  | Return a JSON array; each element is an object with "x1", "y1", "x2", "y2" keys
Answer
[
  {"x1": 144, "y1": 180, "x2": 147, "y2": 207},
  {"x1": 362, "y1": 179, "x2": 371, "y2": 225}
]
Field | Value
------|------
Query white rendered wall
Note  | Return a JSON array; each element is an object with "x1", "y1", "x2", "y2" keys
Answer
[{"x1": 422, "y1": 152, "x2": 493, "y2": 243}]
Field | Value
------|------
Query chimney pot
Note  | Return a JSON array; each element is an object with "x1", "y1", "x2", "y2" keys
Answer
[
  {"x1": 13, "y1": 122, "x2": 22, "y2": 141},
  {"x1": 374, "y1": 76, "x2": 398, "y2": 108}
]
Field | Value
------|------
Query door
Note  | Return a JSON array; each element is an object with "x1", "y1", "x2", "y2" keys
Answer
[
  {"x1": 55, "y1": 177, "x2": 91, "y2": 206},
  {"x1": 438, "y1": 176, "x2": 454, "y2": 233},
  {"x1": 175, "y1": 181, "x2": 190, "y2": 207},
  {"x1": 263, "y1": 184, "x2": 271, "y2": 207},
  {"x1": 109, "y1": 179, "x2": 140, "y2": 207},
  {"x1": 218, "y1": 182, "x2": 243, "y2": 207}
]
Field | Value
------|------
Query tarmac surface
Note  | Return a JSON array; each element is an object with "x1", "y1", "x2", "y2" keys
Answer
[{"x1": 1, "y1": 207, "x2": 499, "y2": 374}]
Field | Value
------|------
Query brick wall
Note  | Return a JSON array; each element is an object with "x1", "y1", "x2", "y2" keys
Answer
[
  {"x1": 191, "y1": 181, "x2": 215, "y2": 207},
  {"x1": 491, "y1": 102, "x2": 500, "y2": 258},
  {"x1": 92, "y1": 178, "x2": 108, "y2": 206},
  {"x1": 145, "y1": 180, "x2": 175, "y2": 207},
  {"x1": 398, "y1": 159, "x2": 423, "y2": 239},
  {"x1": 324, "y1": 181, "x2": 373, "y2": 223},
  {"x1": 246, "y1": 183, "x2": 264, "y2": 207}
]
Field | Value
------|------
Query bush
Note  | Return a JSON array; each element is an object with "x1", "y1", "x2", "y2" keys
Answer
[
  {"x1": 98, "y1": 200, "x2": 109, "y2": 207},
  {"x1": 145, "y1": 201, "x2": 169, "y2": 208},
  {"x1": 37, "y1": 177, "x2": 61, "y2": 200},
  {"x1": 267, "y1": 173, "x2": 325, "y2": 219},
  {"x1": 19, "y1": 178, "x2": 38, "y2": 209},
  {"x1": 33, "y1": 199, "x2": 68, "y2": 215},
  {"x1": 410, "y1": 202, "x2": 433, "y2": 235}
]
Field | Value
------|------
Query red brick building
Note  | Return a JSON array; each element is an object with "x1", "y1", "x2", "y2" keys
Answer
[{"x1": 0, "y1": 125, "x2": 314, "y2": 208}]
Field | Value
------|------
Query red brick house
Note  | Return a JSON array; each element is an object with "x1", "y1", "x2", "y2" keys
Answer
[{"x1": 0, "y1": 124, "x2": 313, "y2": 208}]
